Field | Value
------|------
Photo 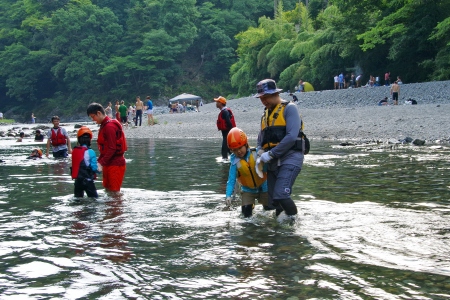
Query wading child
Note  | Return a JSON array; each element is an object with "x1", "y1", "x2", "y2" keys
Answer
[
  {"x1": 16, "y1": 132, "x2": 24, "y2": 142},
  {"x1": 225, "y1": 127, "x2": 269, "y2": 217},
  {"x1": 27, "y1": 148, "x2": 43, "y2": 159},
  {"x1": 71, "y1": 126, "x2": 100, "y2": 198}
]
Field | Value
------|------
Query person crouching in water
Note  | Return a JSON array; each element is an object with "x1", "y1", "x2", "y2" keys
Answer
[
  {"x1": 71, "y1": 126, "x2": 100, "y2": 198},
  {"x1": 225, "y1": 127, "x2": 269, "y2": 217},
  {"x1": 27, "y1": 148, "x2": 43, "y2": 159}
]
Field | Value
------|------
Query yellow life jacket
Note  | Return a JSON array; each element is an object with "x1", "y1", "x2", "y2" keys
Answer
[
  {"x1": 236, "y1": 150, "x2": 266, "y2": 188},
  {"x1": 260, "y1": 101, "x2": 307, "y2": 153},
  {"x1": 261, "y1": 101, "x2": 290, "y2": 150}
]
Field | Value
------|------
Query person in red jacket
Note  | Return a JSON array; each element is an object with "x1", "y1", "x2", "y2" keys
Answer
[
  {"x1": 87, "y1": 103, "x2": 127, "y2": 192},
  {"x1": 214, "y1": 96, "x2": 236, "y2": 160}
]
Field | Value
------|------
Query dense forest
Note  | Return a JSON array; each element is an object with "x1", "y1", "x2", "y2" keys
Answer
[{"x1": 0, "y1": 0, "x2": 449, "y2": 120}]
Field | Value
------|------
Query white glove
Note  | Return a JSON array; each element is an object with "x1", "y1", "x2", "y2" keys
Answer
[
  {"x1": 225, "y1": 197, "x2": 232, "y2": 206},
  {"x1": 257, "y1": 149, "x2": 265, "y2": 157},
  {"x1": 260, "y1": 152, "x2": 272, "y2": 163},
  {"x1": 255, "y1": 158, "x2": 264, "y2": 178}
]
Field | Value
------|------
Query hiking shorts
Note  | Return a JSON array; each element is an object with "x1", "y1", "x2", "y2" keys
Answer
[
  {"x1": 392, "y1": 92, "x2": 398, "y2": 101},
  {"x1": 241, "y1": 191, "x2": 269, "y2": 206}
]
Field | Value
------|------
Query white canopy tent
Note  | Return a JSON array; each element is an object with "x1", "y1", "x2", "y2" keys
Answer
[
  {"x1": 168, "y1": 93, "x2": 202, "y2": 103},
  {"x1": 168, "y1": 93, "x2": 202, "y2": 112}
]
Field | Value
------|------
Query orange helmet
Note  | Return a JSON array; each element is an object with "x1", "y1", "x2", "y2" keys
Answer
[
  {"x1": 227, "y1": 127, "x2": 248, "y2": 149},
  {"x1": 32, "y1": 148, "x2": 43, "y2": 157},
  {"x1": 77, "y1": 126, "x2": 93, "y2": 139}
]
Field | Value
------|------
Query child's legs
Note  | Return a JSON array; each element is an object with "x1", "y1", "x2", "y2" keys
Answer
[
  {"x1": 74, "y1": 179, "x2": 84, "y2": 197},
  {"x1": 241, "y1": 192, "x2": 256, "y2": 217},
  {"x1": 83, "y1": 180, "x2": 98, "y2": 198},
  {"x1": 257, "y1": 192, "x2": 269, "y2": 206},
  {"x1": 241, "y1": 192, "x2": 256, "y2": 206}
]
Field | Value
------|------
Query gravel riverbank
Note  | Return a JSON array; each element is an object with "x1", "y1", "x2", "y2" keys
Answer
[
  {"x1": 125, "y1": 80, "x2": 450, "y2": 144},
  {"x1": 2, "y1": 80, "x2": 449, "y2": 145}
]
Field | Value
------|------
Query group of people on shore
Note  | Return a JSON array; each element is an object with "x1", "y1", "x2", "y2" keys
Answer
[
  {"x1": 104, "y1": 96, "x2": 154, "y2": 128},
  {"x1": 215, "y1": 79, "x2": 307, "y2": 220},
  {"x1": 333, "y1": 72, "x2": 403, "y2": 89},
  {"x1": 169, "y1": 99, "x2": 202, "y2": 113},
  {"x1": 377, "y1": 80, "x2": 402, "y2": 105}
]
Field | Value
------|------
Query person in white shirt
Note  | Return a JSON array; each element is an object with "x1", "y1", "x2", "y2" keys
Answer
[{"x1": 355, "y1": 74, "x2": 362, "y2": 88}]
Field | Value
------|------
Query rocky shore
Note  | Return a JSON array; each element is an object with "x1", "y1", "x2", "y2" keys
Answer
[
  {"x1": 1, "y1": 80, "x2": 449, "y2": 145},
  {"x1": 125, "y1": 80, "x2": 450, "y2": 144}
]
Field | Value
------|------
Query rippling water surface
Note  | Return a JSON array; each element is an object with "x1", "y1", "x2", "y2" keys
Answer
[{"x1": 0, "y1": 138, "x2": 449, "y2": 299}]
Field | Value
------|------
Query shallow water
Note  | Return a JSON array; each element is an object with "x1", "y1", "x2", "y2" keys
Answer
[{"x1": 0, "y1": 139, "x2": 449, "y2": 299}]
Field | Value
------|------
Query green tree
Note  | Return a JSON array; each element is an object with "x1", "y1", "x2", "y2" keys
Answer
[{"x1": 45, "y1": 0, "x2": 123, "y2": 107}]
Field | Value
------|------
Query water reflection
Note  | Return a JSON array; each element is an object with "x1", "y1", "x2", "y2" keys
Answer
[
  {"x1": 99, "y1": 194, "x2": 132, "y2": 262},
  {"x1": 0, "y1": 139, "x2": 449, "y2": 298}
]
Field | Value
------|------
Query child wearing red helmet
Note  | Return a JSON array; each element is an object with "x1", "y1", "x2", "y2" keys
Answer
[
  {"x1": 71, "y1": 126, "x2": 100, "y2": 198},
  {"x1": 225, "y1": 127, "x2": 269, "y2": 217}
]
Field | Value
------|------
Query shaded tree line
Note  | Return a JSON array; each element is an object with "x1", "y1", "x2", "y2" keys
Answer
[
  {"x1": 0, "y1": 0, "x2": 449, "y2": 120},
  {"x1": 0, "y1": 0, "x2": 299, "y2": 119},
  {"x1": 231, "y1": 0, "x2": 450, "y2": 96}
]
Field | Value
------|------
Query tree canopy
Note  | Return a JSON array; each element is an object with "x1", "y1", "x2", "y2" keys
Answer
[{"x1": 0, "y1": 0, "x2": 449, "y2": 119}]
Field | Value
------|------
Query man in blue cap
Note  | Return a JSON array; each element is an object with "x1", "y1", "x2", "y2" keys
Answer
[{"x1": 255, "y1": 79, "x2": 304, "y2": 219}]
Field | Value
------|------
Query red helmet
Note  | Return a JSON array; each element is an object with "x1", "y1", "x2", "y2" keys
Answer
[
  {"x1": 227, "y1": 127, "x2": 248, "y2": 149},
  {"x1": 77, "y1": 126, "x2": 93, "y2": 139}
]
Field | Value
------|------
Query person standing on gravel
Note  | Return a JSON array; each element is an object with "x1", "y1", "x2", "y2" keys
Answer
[
  {"x1": 339, "y1": 73, "x2": 344, "y2": 89},
  {"x1": 105, "y1": 102, "x2": 113, "y2": 118},
  {"x1": 145, "y1": 96, "x2": 154, "y2": 125},
  {"x1": 384, "y1": 72, "x2": 390, "y2": 86},
  {"x1": 135, "y1": 96, "x2": 144, "y2": 126},
  {"x1": 255, "y1": 79, "x2": 304, "y2": 220},
  {"x1": 356, "y1": 74, "x2": 362, "y2": 88},
  {"x1": 119, "y1": 100, "x2": 128, "y2": 128},
  {"x1": 214, "y1": 96, "x2": 236, "y2": 161},
  {"x1": 391, "y1": 81, "x2": 400, "y2": 105}
]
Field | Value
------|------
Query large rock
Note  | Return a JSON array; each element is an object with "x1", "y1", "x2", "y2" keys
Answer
[{"x1": 413, "y1": 139, "x2": 426, "y2": 146}]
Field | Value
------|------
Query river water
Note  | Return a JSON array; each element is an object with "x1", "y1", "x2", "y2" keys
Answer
[{"x1": 0, "y1": 138, "x2": 449, "y2": 299}]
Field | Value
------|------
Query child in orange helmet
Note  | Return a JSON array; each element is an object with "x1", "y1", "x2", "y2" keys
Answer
[
  {"x1": 27, "y1": 148, "x2": 43, "y2": 159},
  {"x1": 71, "y1": 126, "x2": 100, "y2": 198},
  {"x1": 225, "y1": 127, "x2": 269, "y2": 217}
]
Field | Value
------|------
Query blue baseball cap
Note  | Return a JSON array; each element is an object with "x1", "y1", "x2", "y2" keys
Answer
[{"x1": 254, "y1": 79, "x2": 283, "y2": 98}]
